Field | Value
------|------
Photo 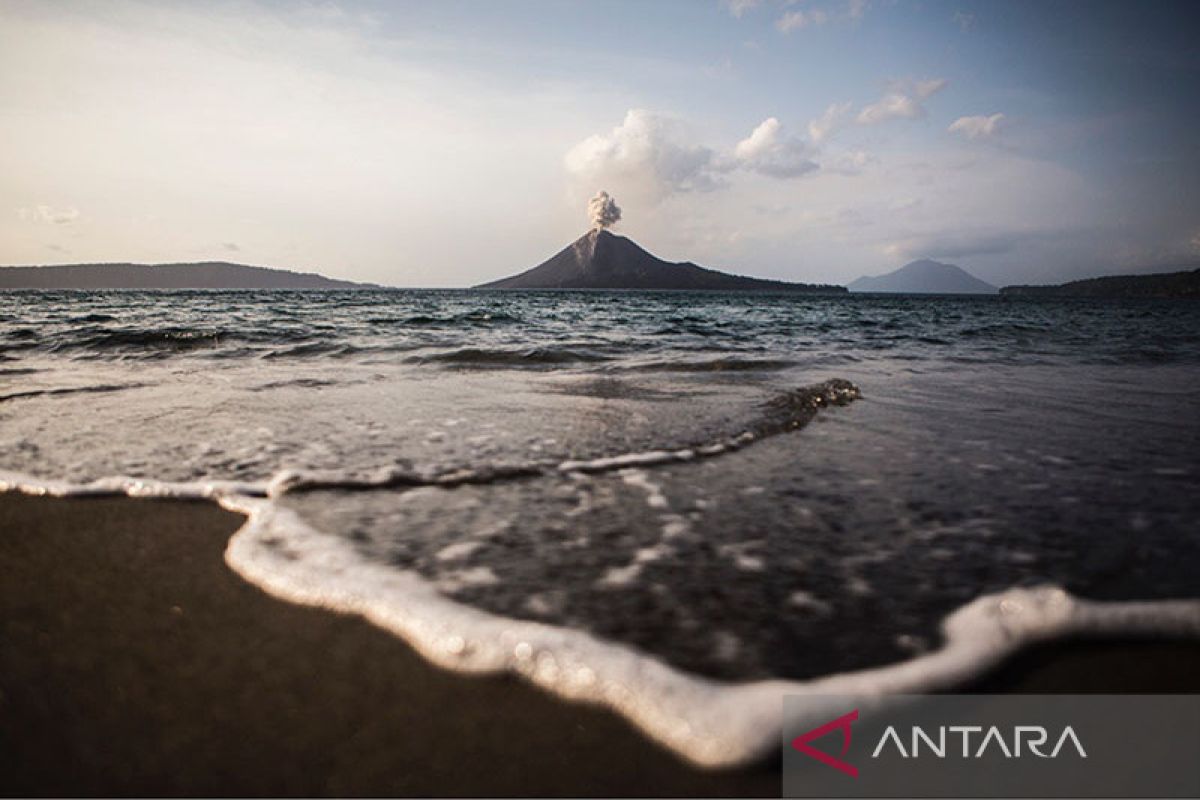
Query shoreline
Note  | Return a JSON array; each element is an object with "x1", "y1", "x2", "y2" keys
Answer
[{"x1": 2, "y1": 492, "x2": 1197, "y2": 796}]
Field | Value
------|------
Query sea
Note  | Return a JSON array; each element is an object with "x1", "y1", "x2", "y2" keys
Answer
[{"x1": 2, "y1": 289, "x2": 1199, "y2": 766}]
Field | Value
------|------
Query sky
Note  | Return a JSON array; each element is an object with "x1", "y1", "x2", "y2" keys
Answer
[{"x1": 1, "y1": 0, "x2": 1198, "y2": 287}]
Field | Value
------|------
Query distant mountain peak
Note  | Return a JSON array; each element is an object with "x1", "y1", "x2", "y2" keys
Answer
[
  {"x1": 477, "y1": 230, "x2": 845, "y2": 293},
  {"x1": 847, "y1": 259, "x2": 997, "y2": 294}
]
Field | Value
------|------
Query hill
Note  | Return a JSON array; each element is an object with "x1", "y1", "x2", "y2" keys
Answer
[
  {"x1": 848, "y1": 259, "x2": 997, "y2": 294},
  {"x1": 477, "y1": 229, "x2": 845, "y2": 293},
  {"x1": 1000, "y1": 267, "x2": 1200, "y2": 298},
  {"x1": 0, "y1": 262, "x2": 372, "y2": 289}
]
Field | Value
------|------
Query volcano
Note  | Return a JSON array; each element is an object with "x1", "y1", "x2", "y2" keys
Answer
[{"x1": 477, "y1": 229, "x2": 844, "y2": 292}]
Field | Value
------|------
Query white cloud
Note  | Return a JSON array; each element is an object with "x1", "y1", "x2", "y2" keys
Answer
[
  {"x1": 567, "y1": 111, "x2": 823, "y2": 201},
  {"x1": 948, "y1": 113, "x2": 1005, "y2": 139},
  {"x1": 734, "y1": 117, "x2": 818, "y2": 178},
  {"x1": 776, "y1": 1, "x2": 867, "y2": 33},
  {"x1": 564, "y1": 109, "x2": 722, "y2": 202},
  {"x1": 914, "y1": 79, "x2": 948, "y2": 98},
  {"x1": 808, "y1": 101, "x2": 852, "y2": 144},
  {"x1": 830, "y1": 149, "x2": 877, "y2": 174},
  {"x1": 722, "y1": 0, "x2": 761, "y2": 18},
  {"x1": 847, "y1": 0, "x2": 869, "y2": 21},
  {"x1": 776, "y1": 8, "x2": 829, "y2": 33},
  {"x1": 857, "y1": 78, "x2": 947, "y2": 125},
  {"x1": 17, "y1": 205, "x2": 80, "y2": 224}
]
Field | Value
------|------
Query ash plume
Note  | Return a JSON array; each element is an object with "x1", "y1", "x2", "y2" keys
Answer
[{"x1": 587, "y1": 191, "x2": 622, "y2": 230}]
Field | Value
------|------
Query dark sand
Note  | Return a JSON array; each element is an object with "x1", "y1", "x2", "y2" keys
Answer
[{"x1": 1, "y1": 493, "x2": 1197, "y2": 797}]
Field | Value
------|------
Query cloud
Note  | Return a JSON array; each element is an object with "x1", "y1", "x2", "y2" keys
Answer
[
  {"x1": 948, "y1": 113, "x2": 1005, "y2": 139},
  {"x1": 830, "y1": 149, "x2": 877, "y2": 174},
  {"x1": 722, "y1": 0, "x2": 761, "y2": 18},
  {"x1": 567, "y1": 110, "x2": 825, "y2": 201},
  {"x1": 776, "y1": 8, "x2": 829, "y2": 33},
  {"x1": 776, "y1": 1, "x2": 867, "y2": 33},
  {"x1": 883, "y1": 229, "x2": 1035, "y2": 260},
  {"x1": 808, "y1": 101, "x2": 852, "y2": 144},
  {"x1": 856, "y1": 78, "x2": 947, "y2": 125},
  {"x1": 17, "y1": 204, "x2": 80, "y2": 224},
  {"x1": 734, "y1": 117, "x2": 818, "y2": 178},
  {"x1": 564, "y1": 109, "x2": 721, "y2": 201}
]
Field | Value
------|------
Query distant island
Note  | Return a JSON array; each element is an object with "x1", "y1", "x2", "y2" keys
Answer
[
  {"x1": 0, "y1": 262, "x2": 373, "y2": 290},
  {"x1": 477, "y1": 229, "x2": 846, "y2": 293},
  {"x1": 1000, "y1": 267, "x2": 1200, "y2": 298},
  {"x1": 848, "y1": 259, "x2": 997, "y2": 294}
]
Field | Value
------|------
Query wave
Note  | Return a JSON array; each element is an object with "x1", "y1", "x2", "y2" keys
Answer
[
  {"x1": 405, "y1": 346, "x2": 614, "y2": 368},
  {"x1": 623, "y1": 356, "x2": 800, "y2": 373},
  {"x1": 2, "y1": 467, "x2": 1197, "y2": 769},
  {"x1": 260, "y1": 342, "x2": 363, "y2": 359},
  {"x1": 47, "y1": 327, "x2": 224, "y2": 356},
  {"x1": 365, "y1": 310, "x2": 525, "y2": 327},
  {"x1": 263, "y1": 379, "x2": 862, "y2": 493},
  {"x1": 0, "y1": 382, "x2": 144, "y2": 403},
  {"x1": 247, "y1": 378, "x2": 343, "y2": 392}
]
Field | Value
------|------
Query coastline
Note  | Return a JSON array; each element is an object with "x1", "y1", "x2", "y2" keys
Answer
[{"x1": 2, "y1": 493, "x2": 1197, "y2": 797}]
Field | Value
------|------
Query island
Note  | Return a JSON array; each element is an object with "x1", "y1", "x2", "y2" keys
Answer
[
  {"x1": 847, "y1": 259, "x2": 997, "y2": 294},
  {"x1": 1000, "y1": 267, "x2": 1200, "y2": 298},
  {"x1": 0, "y1": 262, "x2": 374, "y2": 290},
  {"x1": 477, "y1": 229, "x2": 845, "y2": 293}
]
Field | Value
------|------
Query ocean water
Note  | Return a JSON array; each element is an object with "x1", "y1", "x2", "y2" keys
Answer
[{"x1": 3, "y1": 289, "x2": 1199, "y2": 765}]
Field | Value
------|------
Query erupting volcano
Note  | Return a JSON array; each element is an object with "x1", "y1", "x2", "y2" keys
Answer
[{"x1": 478, "y1": 192, "x2": 845, "y2": 293}]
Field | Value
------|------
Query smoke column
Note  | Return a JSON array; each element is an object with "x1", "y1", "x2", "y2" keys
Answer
[{"x1": 588, "y1": 191, "x2": 622, "y2": 230}]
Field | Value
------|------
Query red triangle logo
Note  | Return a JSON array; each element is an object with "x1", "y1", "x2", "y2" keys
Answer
[{"x1": 790, "y1": 708, "x2": 859, "y2": 778}]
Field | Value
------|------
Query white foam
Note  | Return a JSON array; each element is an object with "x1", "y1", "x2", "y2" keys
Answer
[
  {"x1": 436, "y1": 566, "x2": 500, "y2": 592},
  {"x1": 559, "y1": 449, "x2": 691, "y2": 473},
  {"x1": 620, "y1": 468, "x2": 671, "y2": 509},
  {"x1": 717, "y1": 541, "x2": 767, "y2": 572},
  {"x1": 3, "y1": 469, "x2": 1199, "y2": 769},
  {"x1": 0, "y1": 469, "x2": 267, "y2": 500},
  {"x1": 597, "y1": 562, "x2": 644, "y2": 587},
  {"x1": 435, "y1": 540, "x2": 484, "y2": 561}
]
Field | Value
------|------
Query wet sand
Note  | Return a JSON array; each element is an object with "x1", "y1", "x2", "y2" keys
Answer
[{"x1": 1, "y1": 492, "x2": 1197, "y2": 797}]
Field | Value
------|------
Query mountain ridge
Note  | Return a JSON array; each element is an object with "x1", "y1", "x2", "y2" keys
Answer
[
  {"x1": 0, "y1": 261, "x2": 374, "y2": 290},
  {"x1": 477, "y1": 229, "x2": 845, "y2": 293},
  {"x1": 999, "y1": 267, "x2": 1200, "y2": 298},
  {"x1": 848, "y1": 259, "x2": 997, "y2": 294}
]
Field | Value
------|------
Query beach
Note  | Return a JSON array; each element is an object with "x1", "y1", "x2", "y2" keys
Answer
[
  {"x1": 0, "y1": 492, "x2": 779, "y2": 797},
  {"x1": 3, "y1": 491, "x2": 1198, "y2": 797}
]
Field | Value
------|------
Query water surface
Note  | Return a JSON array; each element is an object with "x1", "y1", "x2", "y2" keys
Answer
[{"x1": 3, "y1": 289, "x2": 1198, "y2": 683}]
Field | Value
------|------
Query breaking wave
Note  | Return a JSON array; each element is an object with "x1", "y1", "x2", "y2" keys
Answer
[{"x1": 405, "y1": 346, "x2": 614, "y2": 368}]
